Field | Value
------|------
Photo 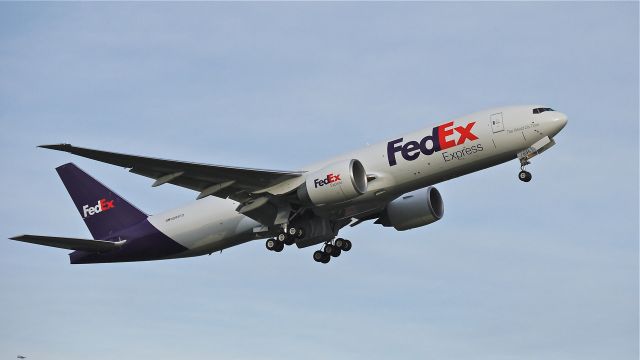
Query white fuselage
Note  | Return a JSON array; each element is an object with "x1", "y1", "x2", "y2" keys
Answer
[{"x1": 149, "y1": 105, "x2": 568, "y2": 257}]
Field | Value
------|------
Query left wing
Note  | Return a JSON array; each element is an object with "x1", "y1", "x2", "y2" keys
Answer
[{"x1": 40, "y1": 144, "x2": 304, "y2": 203}]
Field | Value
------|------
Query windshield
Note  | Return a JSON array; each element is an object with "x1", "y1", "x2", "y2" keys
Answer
[{"x1": 533, "y1": 107, "x2": 554, "y2": 114}]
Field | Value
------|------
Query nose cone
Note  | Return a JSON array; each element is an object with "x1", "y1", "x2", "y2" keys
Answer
[{"x1": 549, "y1": 112, "x2": 568, "y2": 136}]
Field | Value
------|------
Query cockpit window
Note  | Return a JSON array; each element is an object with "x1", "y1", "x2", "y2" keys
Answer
[{"x1": 533, "y1": 107, "x2": 554, "y2": 114}]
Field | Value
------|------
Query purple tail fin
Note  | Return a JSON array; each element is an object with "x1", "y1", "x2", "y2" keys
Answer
[{"x1": 56, "y1": 163, "x2": 147, "y2": 240}]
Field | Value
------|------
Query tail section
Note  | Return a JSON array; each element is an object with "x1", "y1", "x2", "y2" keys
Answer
[{"x1": 56, "y1": 163, "x2": 147, "y2": 239}]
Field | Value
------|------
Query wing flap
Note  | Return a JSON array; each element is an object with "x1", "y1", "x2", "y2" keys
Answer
[{"x1": 10, "y1": 235, "x2": 125, "y2": 252}]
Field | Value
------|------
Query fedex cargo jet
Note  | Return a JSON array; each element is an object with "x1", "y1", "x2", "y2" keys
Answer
[{"x1": 11, "y1": 105, "x2": 567, "y2": 264}]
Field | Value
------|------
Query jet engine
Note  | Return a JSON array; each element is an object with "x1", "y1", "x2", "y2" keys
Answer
[
  {"x1": 377, "y1": 187, "x2": 444, "y2": 231},
  {"x1": 297, "y1": 159, "x2": 367, "y2": 206}
]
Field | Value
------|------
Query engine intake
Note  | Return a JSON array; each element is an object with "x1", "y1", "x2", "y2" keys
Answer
[
  {"x1": 377, "y1": 187, "x2": 444, "y2": 231},
  {"x1": 298, "y1": 159, "x2": 367, "y2": 206}
]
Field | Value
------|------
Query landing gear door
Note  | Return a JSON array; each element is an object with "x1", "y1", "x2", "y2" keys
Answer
[{"x1": 490, "y1": 112, "x2": 504, "y2": 133}]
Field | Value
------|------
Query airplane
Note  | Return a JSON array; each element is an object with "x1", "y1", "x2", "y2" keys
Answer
[{"x1": 10, "y1": 105, "x2": 567, "y2": 264}]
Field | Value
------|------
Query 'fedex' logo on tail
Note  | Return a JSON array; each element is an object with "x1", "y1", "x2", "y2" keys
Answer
[
  {"x1": 387, "y1": 121, "x2": 478, "y2": 166},
  {"x1": 314, "y1": 173, "x2": 341, "y2": 188},
  {"x1": 82, "y1": 198, "x2": 115, "y2": 218}
]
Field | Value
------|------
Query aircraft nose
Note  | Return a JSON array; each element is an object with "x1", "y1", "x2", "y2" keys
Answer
[{"x1": 550, "y1": 112, "x2": 568, "y2": 135}]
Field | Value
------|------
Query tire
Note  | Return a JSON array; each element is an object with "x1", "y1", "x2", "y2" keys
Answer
[
  {"x1": 288, "y1": 227, "x2": 297, "y2": 236},
  {"x1": 320, "y1": 253, "x2": 330, "y2": 264},
  {"x1": 330, "y1": 247, "x2": 341, "y2": 257},
  {"x1": 283, "y1": 236, "x2": 295, "y2": 246},
  {"x1": 265, "y1": 239, "x2": 277, "y2": 251},
  {"x1": 313, "y1": 250, "x2": 324, "y2": 262},
  {"x1": 277, "y1": 233, "x2": 287, "y2": 242},
  {"x1": 343, "y1": 240, "x2": 352, "y2": 251},
  {"x1": 274, "y1": 241, "x2": 284, "y2": 252},
  {"x1": 519, "y1": 170, "x2": 532, "y2": 182},
  {"x1": 323, "y1": 244, "x2": 335, "y2": 255},
  {"x1": 335, "y1": 238, "x2": 345, "y2": 249},
  {"x1": 296, "y1": 228, "x2": 304, "y2": 239}
]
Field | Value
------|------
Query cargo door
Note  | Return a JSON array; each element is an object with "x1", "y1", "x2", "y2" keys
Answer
[{"x1": 490, "y1": 112, "x2": 504, "y2": 133}]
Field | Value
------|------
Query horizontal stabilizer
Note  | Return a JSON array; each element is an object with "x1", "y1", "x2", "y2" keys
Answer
[{"x1": 10, "y1": 235, "x2": 126, "y2": 252}]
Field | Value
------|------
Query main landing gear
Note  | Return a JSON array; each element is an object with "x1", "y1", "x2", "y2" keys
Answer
[
  {"x1": 265, "y1": 227, "x2": 304, "y2": 252},
  {"x1": 265, "y1": 227, "x2": 352, "y2": 264},
  {"x1": 313, "y1": 238, "x2": 352, "y2": 264}
]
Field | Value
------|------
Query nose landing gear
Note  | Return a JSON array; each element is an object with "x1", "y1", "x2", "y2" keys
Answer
[
  {"x1": 518, "y1": 169, "x2": 532, "y2": 182},
  {"x1": 518, "y1": 159, "x2": 532, "y2": 183}
]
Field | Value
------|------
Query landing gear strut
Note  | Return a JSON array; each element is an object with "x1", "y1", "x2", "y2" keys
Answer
[{"x1": 313, "y1": 238, "x2": 352, "y2": 264}]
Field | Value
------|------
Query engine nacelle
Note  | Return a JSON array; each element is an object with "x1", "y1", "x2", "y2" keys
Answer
[
  {"x1": 297, "y1": 159, "x2": 367, "y2": 206},
  {"x1": 377, "y1": 187, "x2": 444, "y2": 231}
]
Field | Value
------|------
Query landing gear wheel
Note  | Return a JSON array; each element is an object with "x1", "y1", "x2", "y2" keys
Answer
[
  {"x1": 518, "y1": 170, "x2": 532, "y2": 182},
  {"x1": 342, "y1": 239, "x2": 352, "y2": 251},
  {"x1": 313, "y1": 250, "x2": 330, "y2": 263},
  {"x1": 330, "y1": 246, "x2": 341, "y2": 257},
  {"x1": 323, "y1": 243, "x2": 335, "y2": 255},
  {"x1": 265, "y1": 239, "x2": 278, "y2": 251},
  {"x1": 335, "y1": 238, "x2": 352, "y2": 251},
  {"x1": 296, "y1": 228, "x2": 304, "y2": 239},
  {"x1": 283, "y1": 236, "x2": 296, "y2": 246},
  {"x1": 313, "y1": 250, "x2": 324, "y2": 262},
  {"x1": 273, "y1": 241, "x2": 284, "y2": 252},
  {"x1": 288, "y1": 227, "x2": 297, "y2": 236},
  {"x1": 277, "y1": 233, "x2": 287, "y2": 242}
]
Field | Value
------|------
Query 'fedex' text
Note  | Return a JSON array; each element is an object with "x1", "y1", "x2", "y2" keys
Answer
[
  {"x1": 314, "y1": 173, "x2": 341, "y2": 188},
  {"x1": 387, "y1": 121, "x2": 478, "y2": 166},
  {"x1": 82, "y1": 198, "x2": 115, "y2": 218}
]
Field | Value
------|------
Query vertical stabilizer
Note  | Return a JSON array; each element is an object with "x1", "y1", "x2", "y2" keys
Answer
[{"x1": 56, "y1": 163, "x2": 147, "y2": 239}]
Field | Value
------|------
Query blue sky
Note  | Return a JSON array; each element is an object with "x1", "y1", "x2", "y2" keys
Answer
[{"x1": 0, "y1": 2, "x2": 637, "y2": 359}]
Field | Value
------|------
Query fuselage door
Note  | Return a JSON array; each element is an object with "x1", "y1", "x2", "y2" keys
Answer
[{"x1": 490, "y1": 112, "x2": 504, "y2": 133}]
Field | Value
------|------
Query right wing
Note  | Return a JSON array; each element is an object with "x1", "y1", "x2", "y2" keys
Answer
[{"x1": 10, "y1": 235, "x2": 126, "y2": 252}]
